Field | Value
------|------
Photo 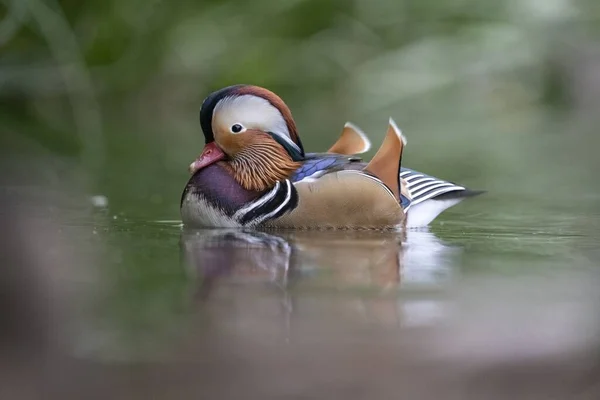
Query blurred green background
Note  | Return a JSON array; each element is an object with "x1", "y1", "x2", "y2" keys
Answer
[
  {"x1": 2, "y1": 2, "x2": 600, "y2": 390},
  {"x1": 2, "y1": 0, "x2": 600, "y2": 219}
]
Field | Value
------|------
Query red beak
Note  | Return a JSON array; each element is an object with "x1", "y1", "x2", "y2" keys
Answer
[{"x1": 188, "y1": 142, "x2": 226, "y2": 175}]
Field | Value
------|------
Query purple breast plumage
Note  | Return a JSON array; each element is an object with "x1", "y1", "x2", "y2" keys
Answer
[
  {"x1": 181, "y1": 163, "x2": 262, "y2": 215},
  {"x1": 181, "y1": 162, "x2": 299, "y2": 227}
]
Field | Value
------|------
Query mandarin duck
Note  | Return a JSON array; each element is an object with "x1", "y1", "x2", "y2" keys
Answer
[{"x1": 180, "y1": 85, "x2": 483, "y2": 229}]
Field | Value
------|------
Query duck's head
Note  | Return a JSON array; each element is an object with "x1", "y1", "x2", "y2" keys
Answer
[{"x1": 189, "y1": 84, "x2": 305, "y2": 191}]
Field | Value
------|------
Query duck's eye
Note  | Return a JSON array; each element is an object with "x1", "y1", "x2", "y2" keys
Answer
[{"x1": 230, "y1": 123, "x2": 244, "y2": 133}]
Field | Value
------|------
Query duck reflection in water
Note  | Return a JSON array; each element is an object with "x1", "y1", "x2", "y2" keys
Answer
[{"x1": 180, "y1": 227, "x2": 461, "y2": 328}]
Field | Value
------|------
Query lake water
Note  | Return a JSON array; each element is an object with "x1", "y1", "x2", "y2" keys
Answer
[{"x1": 3, "y1": 183, "x2": 599, "y2": 399}]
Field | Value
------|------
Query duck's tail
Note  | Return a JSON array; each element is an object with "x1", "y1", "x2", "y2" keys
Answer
[{"x1": 399, "y1": 168, "x2": 485, "y2": 227}]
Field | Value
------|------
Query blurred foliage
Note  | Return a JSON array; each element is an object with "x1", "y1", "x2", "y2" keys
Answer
[{"x1": 1, "y1": 0, "x2": 600, "y2": 219}]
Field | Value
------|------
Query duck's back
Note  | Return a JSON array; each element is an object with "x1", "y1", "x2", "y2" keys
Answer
[{"x1": 291, "y1": 153, "x2": 364, "y2": 182}]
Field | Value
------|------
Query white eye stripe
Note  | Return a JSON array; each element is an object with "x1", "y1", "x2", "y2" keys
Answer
[
  {"x1": 214, "y1": 95, "x2": 289, "y2": 136},
  {"x1": 213, "y1": 95, "x2": 301, "y2": 154}
]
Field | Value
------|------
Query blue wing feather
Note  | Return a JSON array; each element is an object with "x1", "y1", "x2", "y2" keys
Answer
[{"x1": 291, "y1": 154, "x2": 350, "y2": 182}]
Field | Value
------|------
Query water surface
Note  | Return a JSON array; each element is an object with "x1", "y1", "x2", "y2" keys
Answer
[{"x1": 3, "y1": 179, "x2": 600, "y2": 399}]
